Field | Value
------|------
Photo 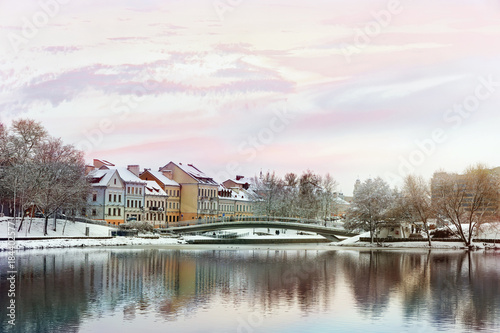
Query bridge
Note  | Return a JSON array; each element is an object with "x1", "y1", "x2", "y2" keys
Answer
[{"x1": 163, "y1": 216, "x2": 357, "y2": 242}]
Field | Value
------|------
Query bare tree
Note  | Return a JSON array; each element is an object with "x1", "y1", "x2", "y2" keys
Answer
[
  {"x1": 0, "y1": 119, "x2": 49, "y2": 229},
  {"x1": 432, "y1": 164, "x2": 499, "y2": 247},
  {"x1": 252, "y1": 171, "x2": 285, "y2": 217},
  {"x1": 403, "y1": 175, "x2": 433, "y2": 246},
  {"x1": 319, "y1": 173, "x2": 337, "y2": 223},
  {"x1": 31, "y1": 138, "x2": 90, "y2": 235},
  {"x1": 345, "y1": 177, "x2": 393, "y2": 243},
  {"x1": 298, "y1": 170, "x2": 322, "y2": 219}
]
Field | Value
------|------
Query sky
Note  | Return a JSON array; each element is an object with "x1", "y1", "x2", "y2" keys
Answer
[{"x1": 2, "y1": 0, "x2": 500, "y2": 195}]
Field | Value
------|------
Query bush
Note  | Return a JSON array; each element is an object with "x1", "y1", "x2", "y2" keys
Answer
[
  {"x1": 119, "y1": 221, "x2": 154, "y2": 233},
  {"x1": 431, "y1": 228, "x2": 453, "y2": 239}
]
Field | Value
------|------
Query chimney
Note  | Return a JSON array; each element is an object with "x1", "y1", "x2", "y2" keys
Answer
[
  {"x1": 236, "y1": 175, "x2": 244, "y2": 181},
  {"x1": 127, "y1": 165, "x2": 140, "y2": 177}
]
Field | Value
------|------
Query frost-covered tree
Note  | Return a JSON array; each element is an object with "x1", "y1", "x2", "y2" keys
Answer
[
  {"x1": 432, "y1": 164, "x2": 499, "y2": 247},
  {"x1": 318, "y1": 173, "x2": 337, "y2": 222},
  {"x1": 0, "y1": 119, "x2": 90, "y2": 235},
  {"x1": 298, "y1": 170, "x2": 322, "y2": 219},
  {"x1": 252, "y1": 171, "x2": 285, "y2": 217},
  {"x1": 0, "y1": 119, "x2": 48, "y2": 226},
  {"x1": 345, "y1": 177, "x2": 393, "y2": 243},
  {"x1": 31, "y1": 137, "x2": 90, "y2": 235},
  {"x1": 402, "y1": 175, "x2": 433, "y2": 246}
]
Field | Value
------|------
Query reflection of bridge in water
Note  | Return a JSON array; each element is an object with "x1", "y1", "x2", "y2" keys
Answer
[{"x1": 164, "y1": 216, "x2": 358, "y2": 242}]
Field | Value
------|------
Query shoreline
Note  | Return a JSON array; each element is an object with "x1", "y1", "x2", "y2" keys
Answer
[{"x1": 1, "y1": 236, "x2": 499, "y2": 252}]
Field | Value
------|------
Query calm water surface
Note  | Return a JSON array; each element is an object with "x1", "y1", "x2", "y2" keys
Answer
[{"x1": 1, "y1": 247, "x2": 499, "y2": 333}]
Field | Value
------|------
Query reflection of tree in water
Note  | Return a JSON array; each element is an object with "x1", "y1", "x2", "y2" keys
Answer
[
  {"x1": 340, "y1": 250, "x2": 410, "y2": 317},
  {"x1": 188, "y1": 250, "x2": 338, "y2": 315},
  {"x1": 1, "y1": 248, "x2": 500, "y2": 332},
  {"x1": 340, "y1": 249, "x2": 500, "y2": 332},
  {"x1": 429, "y1": 251, "x2": 500, "y2": 331}
]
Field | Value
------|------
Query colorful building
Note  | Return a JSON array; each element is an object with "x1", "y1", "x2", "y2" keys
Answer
[
  {"x1": 158, "y1": 162, "x2": 219, "y2": 222},
  {"x1": 140, "y1": 169, "x2": 181, "y2": 226}
]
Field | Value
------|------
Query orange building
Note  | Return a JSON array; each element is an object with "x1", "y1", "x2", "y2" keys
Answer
[{"x1": 158, "y1": 162, "x2": 219, "y2": 222}]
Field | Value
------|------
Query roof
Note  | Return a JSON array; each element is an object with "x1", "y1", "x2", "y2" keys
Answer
[
  {"x1": 116, "y1": 168, "x2": 147, "y2": 184},
  {"x1": 148, "y1": 170, "x2": 180, "y2": 187},
  {"x1": 87, "y1": 169, "x2": 116, "y2": 186},
  {"x1": 87, "y1": 167, "x2": 146, "y2": 186},
  {"x1": 227, "y1": 176, "x2": 253, "y2": 185},
  {"x1": 145, "y1": 181, "x2": 167, "y2": 196},
  {"x1": 169, "y1": 162, "x2": 218, "y2": 185}
]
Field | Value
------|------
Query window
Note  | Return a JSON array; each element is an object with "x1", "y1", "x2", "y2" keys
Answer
[
  {"x1": 117, "y1": 208, "x2": 120, "y2": 216},
  {"x1": 118, "y1": 195, "x2": 121, "y2": 202},
  {"x1": 114, "y1": 179, "x2": 116, "y2": 185},
  {"x1": 127, "y1": 187, "x2": 130, "y2": 194},
  {"x1": 108, "y1": 208, "x2": 111, "y2": 216},
  {"x1": 169, "y1": 202, "x2": 172, "y2": 209},
  {"x1": 92, "y1": 193, "x2": 97, "y2": 202},
  {"x1": 108, "y1": 194, "x2": 112, "y2": 202},
  {"x1": 92, "y1": 209, "x2": 97, "y2": 216},
  {"x1": 113, "y1": 208, "x2": 116, "y2": 216},
  {"x1": 113, "y1": 194, "x2": 117, "y2": 202}
]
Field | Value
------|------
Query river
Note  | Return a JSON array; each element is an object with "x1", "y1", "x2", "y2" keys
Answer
[{"x1": 1, "y1": 246, "x2": 499, "y2": 333}]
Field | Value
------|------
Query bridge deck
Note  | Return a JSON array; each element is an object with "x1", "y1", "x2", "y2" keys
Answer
[{"x1": 164, "y1": 219, "x2": 357, "y2": 242}]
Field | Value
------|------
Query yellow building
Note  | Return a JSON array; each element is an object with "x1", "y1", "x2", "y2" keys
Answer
[
  {"x1": 159, "y1": 162, "x2": 219, "y2": 222},
  {"x1": 140, "y1": 169, "x2": 181, "y2": 226}
]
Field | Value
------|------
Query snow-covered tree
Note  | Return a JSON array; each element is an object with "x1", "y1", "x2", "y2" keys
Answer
[
  {"x1": 345, "y1": 177, "x2": 393, "y2": 243},
  {"x1": 0, "y1": 119, "x2": 90, "y2": 235},
  {"x1": 31, "y1": 137, "x2": 90, "y2": 235},
  {"x1": 402, "y1": 175, "x2": 433, "y2": 246},
  {"x1": 432, "y1": 164, "x2": 499, "y2": 248},
  {"x1": 252, "y1": 171, "x2": 285, "y2": 217}
]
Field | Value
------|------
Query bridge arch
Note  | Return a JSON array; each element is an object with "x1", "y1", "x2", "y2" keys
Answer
[{"x1": 165, "y1": 216, "x2": 355, "y2": 242}]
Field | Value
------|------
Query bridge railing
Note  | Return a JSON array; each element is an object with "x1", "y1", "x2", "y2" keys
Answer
[{"x1": 167, "y1": 216, "x2": 330, "y2": 228}]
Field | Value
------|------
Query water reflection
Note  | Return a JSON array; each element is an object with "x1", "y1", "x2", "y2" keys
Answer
[{"x1": 0, "y1": 248, "x2": 499, "y2": 333}]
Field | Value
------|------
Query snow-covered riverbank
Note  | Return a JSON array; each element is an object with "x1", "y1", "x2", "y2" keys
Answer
[{"x1": 2, "y1": 217, "x2": 499, "y2": 251}]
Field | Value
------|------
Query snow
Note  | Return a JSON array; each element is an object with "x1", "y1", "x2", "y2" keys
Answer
[
  {"x1": 2, "y1": 217, "x2": 499, "y2": 252},
  {"x1": 0, "y1": 217, "x2": 180, "y2": 251},
  {"x1": 332, "y1": 229, "x2": 500, "y2": 250},
  {"x1": 148, "y1": 170, "x2": 180, "y2": 187},
  {"x1": 1, "y1": 217, "x2": 113, "y2": 238},
  {"x1": 145, "y1": 181, "x2": 167, "y2": 196},
  {"x1": 116, "y1": 167, "x2": 147, "y2": 184}
]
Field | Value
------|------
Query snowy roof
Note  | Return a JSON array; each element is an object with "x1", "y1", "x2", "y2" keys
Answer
[
  {"x1": 145, "y1": 181, "x2": 167, "y2": 196},
  {"x1": 87, "y1": 169, "x2": 116, "y2": 187},
  {"x1": 333, "y1": 197, "x2": 350, "y2": 205},
  {"x1": 230, "y1": 188, "x2": 256, "y2": 202},
  {"x1": 116, "y1": 168, "x2": 147, "y2": 185},
  {"x1": 227, "y1": 176, "x2": 253, "y2": 185},
  {"x1": 148, "y1": 170, "x2": 180, "y2": 187},
  {"x1": 88, "y1": 167, "x2": 146, "y2": 186},
  {"x1": 174, "y1": 162, "x2": 218, "y2": 185}
]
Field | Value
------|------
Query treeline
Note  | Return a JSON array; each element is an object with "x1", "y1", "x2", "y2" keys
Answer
[
  {"x1": 346, "y1": 165, "x2": 499, "y2": 247},
  {"x1": 0, "y1": 119, "x2": 89, "y2": 235},
  {"x1": 252, "y1": 170, "x2": 338, "y2": 220}
]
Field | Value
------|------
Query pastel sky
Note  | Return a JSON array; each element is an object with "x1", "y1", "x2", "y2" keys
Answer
[{"x1": 2, "y1": 0, "x2": 500, "y2": 195}]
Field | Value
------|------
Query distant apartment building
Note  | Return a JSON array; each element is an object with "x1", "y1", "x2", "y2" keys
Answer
[
  {"x1": 86, "y1": 159, "x2": 146, "y2": 225},
  {"x1": 158, "y1": 162, "x2": 219, "y2": 221},
  {"x1": 140, "y1": 168, "x2": 181, "y2": 226},
  {"x1": 220, "y1": 175, "x2": 257, "y2": 218},
  {"x1": 431, "y1": 167, "x2": 500, "y2": 217}
]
